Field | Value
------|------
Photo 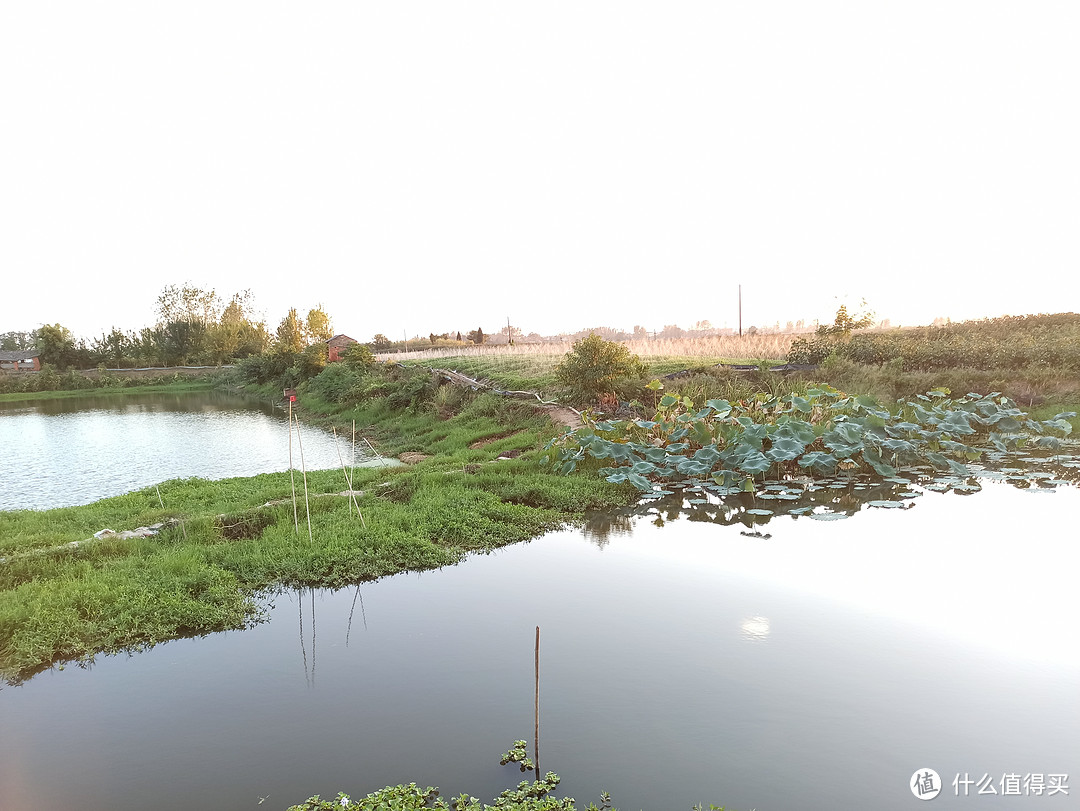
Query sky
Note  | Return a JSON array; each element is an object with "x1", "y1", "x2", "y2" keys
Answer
[{"x1": 2, "y1": 2, "x2": 1078, "y2": 344}]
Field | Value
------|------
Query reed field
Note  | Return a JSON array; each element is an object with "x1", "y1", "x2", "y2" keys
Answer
[
  {"x1": 379, "y1": 333, "x2": 794, "y2": 364},
  {"x1": 378, "y1": 334, "x2": 796, "y2": 395}
]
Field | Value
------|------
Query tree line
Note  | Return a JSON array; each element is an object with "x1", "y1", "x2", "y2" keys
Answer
[{"x1": 0, "y1": 284, "x2": 336, "y2": 370}]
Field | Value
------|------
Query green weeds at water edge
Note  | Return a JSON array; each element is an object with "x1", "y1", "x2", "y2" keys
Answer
[{"x1": 287, "y1": 741, "x2": 739, "y2": 811}]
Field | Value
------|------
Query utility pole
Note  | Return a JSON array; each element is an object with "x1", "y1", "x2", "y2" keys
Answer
[
  {"x1": 507, "y1": 316, "x2": 513, "y2": 346},
  {"x1": 403, "y1": 329, "x2": 408, "y2": 354},
  {"x1": 738, "y1": 285, "x2": 743, "y2": 337}
]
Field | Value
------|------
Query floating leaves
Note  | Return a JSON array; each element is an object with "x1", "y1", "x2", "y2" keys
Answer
[{"x1": 545, "y1": 387, "x2": 1079, "y2": 511}]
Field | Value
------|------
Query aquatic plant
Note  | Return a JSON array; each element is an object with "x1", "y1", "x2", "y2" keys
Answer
[
  {"x1": 288, "y1": 742, "x2": 598, "y2": 810},
  {"x1": 544, "y1": 383, "x2": 1075, "y2": 496}
]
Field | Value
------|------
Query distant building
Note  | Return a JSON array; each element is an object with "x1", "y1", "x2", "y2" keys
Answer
[
  {"x1": 0, "y1": 350, "x2": 41, "y2": 371},
  {"x1": 325, "y1": 334, "x2": 358, "y2": 363}
]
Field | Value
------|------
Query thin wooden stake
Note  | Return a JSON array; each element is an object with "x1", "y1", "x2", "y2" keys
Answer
[
  {"x1": 155, "y1": 484, "x2": 187, "y2": 541},
  {"x1": 534, "y1": 625, "x2": 540, "y2": 780},
  {"x1": 333, "y1": 427, "x2": 366, "y2": 528},
  {"x1": 294, "y1": 414, "x2": 314, "y2": 545},
  {"x1": 288, "y1": 399, "x2": 299, "y2": 538},
  {"x1": 363, "y1": 436, "x2": 384, "y2": 462}
]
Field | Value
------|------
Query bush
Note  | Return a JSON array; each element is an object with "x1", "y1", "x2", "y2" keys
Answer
[
  {"x1": 303, "y1": 363, "x2": 366, "y2": 403},
  {"x1": 554, "y1": 334, "x2": 646, "y2": 402}
]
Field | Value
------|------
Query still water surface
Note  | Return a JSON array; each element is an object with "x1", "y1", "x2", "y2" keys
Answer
[
  {"x1": 0, "y1": 392, "x2": 386, "y2": 510},
  {"x1": 1, "y1": 480, "x2": 1076, "y2": 811}
]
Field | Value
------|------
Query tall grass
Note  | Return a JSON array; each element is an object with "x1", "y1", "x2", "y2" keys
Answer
[{"x1": 378, "y1": 334, "x2": 794, "y2": 364}]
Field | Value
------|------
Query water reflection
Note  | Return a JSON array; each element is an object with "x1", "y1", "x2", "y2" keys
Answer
[
  {"x1": 581, "y1": 443, "x2": 1080, "y2": 534},
  {"x1": 346, "y1": 584, "x2": 368, "y2": 644},
  {"x1": 581, "y1": 512, "x2": 634, "y2": 548},
  {"x1": 740, "y1": 616, "x2": 771, "y2": 642},
  {"x1": 3, "y1": 485, "x2": 1079, "y2": 811}
]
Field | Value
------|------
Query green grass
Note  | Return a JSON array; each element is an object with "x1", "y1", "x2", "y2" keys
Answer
[
  {"x1": 0, "y1": 389, "x2": 631, "y2": 683},
  {"x1": 400, "y1": 353, "x2": 771, "y2": 406}
]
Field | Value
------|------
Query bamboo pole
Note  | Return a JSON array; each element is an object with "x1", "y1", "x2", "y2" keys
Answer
[
  {"x1": 288, "y1": 399, "x2": 299, "y2": 538},
  {"x1": 293, "y1": 414, "x2": 314, "y2": 545},
  {"x1": 333, "y1": 427, "x2": 367, "y2": 528},
  {"x1": 534, "y1": 625, "x2": 540, "y2": 780}
]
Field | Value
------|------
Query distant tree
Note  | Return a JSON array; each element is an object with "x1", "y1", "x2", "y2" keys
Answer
[
  {"x1": 659, "y1": 324, "x2": 685, "y2": 339},
  {"x1": 467, "y1": 328, "x2": 485, "y2": 345},
  {"x1": 160, "y1": 319, "x2": 208, "y2": 365},
  {"x1": 455, "y1": 331, "x2": 462, "y2": 342},
  {"x1": 372, "y1": 334, "x2": 391, "y2": 350},
  {"x1": 0, "y1": 331, "x2": 34, "y2": 351},
  {"x1": 499, "y1": 325, "x2": 523, "y2": 344},
  {"x1": 276, "y1": 308, "x2": 307, "y2": 353},
  {"x1": 632, "y1": 325, "x2": 650, "y2": 340},
  {"x1": 817, "y1": 303, "x2": 875, "y2": 339},
  {"x1": 155, "y1": 283, "x2": 221, "y2": 327},
  {"x1": 91, "y1": 327, "x2": 134, "y2": 368},
  {"x1": 747, "y1": 326, "x2": 759, "y2": 336},
  {"x1": 305, "y1": 305, "x2": 333, "y2": 344},
  {"x1": 34, "y1": 323, "x2": 78, "y2": 369},
  {"x1": 211, "y1": 292, "x2": 270, "y2": 361}
]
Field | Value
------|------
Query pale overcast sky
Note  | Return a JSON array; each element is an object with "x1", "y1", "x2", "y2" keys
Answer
[{"x1": 2, "y1": 2, "x2": 1077, "y2": 343}]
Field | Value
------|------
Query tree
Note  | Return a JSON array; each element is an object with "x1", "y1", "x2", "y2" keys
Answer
[
  {"x1": 305, "y1": 305, "x2": 333, "y2": 344},
  {"x1": 467, "y1": 328, "x2": 485, "y2": 345},
  {"x1": 341, "y1": 343, "x2": 376, "y2": 369},
  {"x1": 155, "y1": 283, "x2": 221, "y2": 327},
  {"x1": 817, "y1": 303, "x2": 875, "y2": 339},
  {"x1": 276, "y1": 308, "x2": 306, "y2": 353},
  {"x1": 209, "y1": 291, "x2": 267, "y2": 363},
  {"x1": 0, "y1": 331, "x2": 34, "y2": 351},
  {"x1": 554, "y1": 333, "x2": 647, "y2": 401},
  {"x1": 91, "y1": 327, "x2": 134, "y2": 368},
  {"x1": 372, "y1": 334, "x2": 391, "y2": 350},
  {"x1": 34, "y1": 324, "x2": 78, "y2": 369}
]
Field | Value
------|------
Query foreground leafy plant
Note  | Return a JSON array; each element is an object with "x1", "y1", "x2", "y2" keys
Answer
[{"x1": 287, "y1": 742, "x2": 611, "y2": 811}]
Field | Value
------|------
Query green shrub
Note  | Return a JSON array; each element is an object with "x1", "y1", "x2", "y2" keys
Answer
[
  {"x1": 554, "y1": 334, "x2": 646, "y2": 402},
  {"x1": 303, "y1": 363, "x2": 366, "y2": 403}
]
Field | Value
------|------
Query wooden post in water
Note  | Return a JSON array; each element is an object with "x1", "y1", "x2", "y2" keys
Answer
[{"x1": 534, "y1": 625, "x2": 540, "y2": 780}]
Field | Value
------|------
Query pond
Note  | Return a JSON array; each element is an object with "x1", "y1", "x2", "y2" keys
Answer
[
  {"x1": 0, "y1": 391, "x2": 393, "y2": 511},
  {"x1": 1, "y1": 477, "x2": 1077, "y2": 811}
]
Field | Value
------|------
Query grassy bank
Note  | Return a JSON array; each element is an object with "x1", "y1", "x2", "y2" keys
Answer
[
  {"x1": 0, "y1": 382, "x2": 630, "y2": 684},
  {"x1": 0, "y1": 378, "x2": 222, "y2": 403}
]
